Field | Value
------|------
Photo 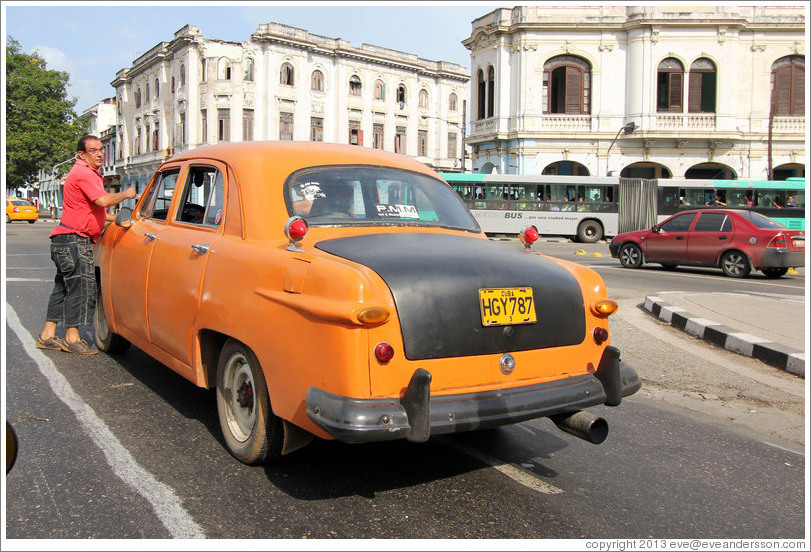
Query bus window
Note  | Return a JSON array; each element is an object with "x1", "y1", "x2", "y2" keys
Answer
[
  {"x1": 682, "y1": 189, "x2": 705, "y2": 206},
  {"x1": 662, "y1": 187, "x2": 681, "y2": 209},
  {"x1": 725, "y1": 189, "x2": 750, "y2": 207},
  {"x1": 452, "y1": 185, "x2": 472, "y2": 200},
  {"x1": 786, "y1": 190, "x2": 802, "y2": 208},
  {"x1": 757, "y1": 191, "x2": 785, "y2": 208}
]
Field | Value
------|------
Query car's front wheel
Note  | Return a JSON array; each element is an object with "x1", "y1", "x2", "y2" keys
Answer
[
  {"x1": 720, "y1": 250, "x2": 751, "y2": 278},
  {"x1": 94, "y1": 287, "x2": 131, "y2": 353},
  {"x1": 216, "y1": 339, "x2": 283, "y2": 465},
  {"x1": 619, "y1": 243, "x2": 643, "y2": 268},
  {"x1": 761, "y1": 267, "x2": 789, "y2": 278}
]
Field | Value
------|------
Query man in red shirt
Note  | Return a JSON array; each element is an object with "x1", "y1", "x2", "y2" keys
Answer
[{"x1": 36, "y1": 135, "x2": 136, "y2": 355}]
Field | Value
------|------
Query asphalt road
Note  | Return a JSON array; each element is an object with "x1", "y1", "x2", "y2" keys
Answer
[{"x1": 3, "y1": 223, "x2": 806, "y2": 541}]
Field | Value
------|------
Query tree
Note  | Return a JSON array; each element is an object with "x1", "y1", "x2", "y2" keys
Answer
[{"x1": 6, "y1": 37, "x2": 87, "y2": 191}]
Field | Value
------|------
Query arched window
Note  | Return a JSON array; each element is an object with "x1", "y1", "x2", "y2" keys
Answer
[
  {"x1": 154, "y1": 78, "x2": 159, "y2": 98},
  {"x1": 374, "y1": 79, "x2": 385, "y2": 100},
  {"x1": 311, "y1": 70, "x2": 324, "y2": 92},
  {"x1": 135, "y1": 87, "x2": 141, "y2": 108},
  {"x1": 418, "y1": 89, "x2": 429, "y2": 109},
  {"x1": 477, "y1": 69, "x2": 486, "y2": 119},
  {"x1": 543, "y1": 55, "x2": 591, "y2": 115},
  {"x1": 217, "y1": 58, "x2": 231, "y2": 80},
  {"x1": 688, "y1": 58, "x2": 716, "y2": 113},
  {"x1": 145, "y1": 83, "x2": 150, "y2": 102},
  {"x1": 243, "y1": 58, "x2": 254, "y2": 81},
  {"x1": 349, "y1": 75, "x2": 362, "y2": 96},
  {"x1": 657, "y1": 57, "x2": 684, "y2": 112},
  {"x1": 771, "y1": 55, "x2": 804, "y2": 116},
  {"x1": 280, "y1": 62, "x2": 294, "y2": 86},
  {"x1": 180, "y1": 64, "x2": 186, "y2": 86},
  {"x1": 449, "y1": 92, "x2": 458, "y2": 112},
  {"x1": 396, "y1": 84, "x2": 406, "y2": 104},
  {"x1": 200, "y1": 59, "x2": 207, "y2": 82},
  {"x1": 487, "y1": 66, "x2": 495, "y2": 117}
]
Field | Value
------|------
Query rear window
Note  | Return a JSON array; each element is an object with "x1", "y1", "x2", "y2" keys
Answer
[
  {"x1": 10, "y1": 199, "x2": 32, "y2": 207},
  {"x1": 738, "y1": 211, "x2": 787, "y2": 230},
  {"x1": 286, "y1": 166, "x2": 480, "y2": 232}
]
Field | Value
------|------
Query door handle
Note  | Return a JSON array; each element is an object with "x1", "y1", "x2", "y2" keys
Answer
[
  {"x1": 191, "y1": 243, "x2": 210, "y2": 255},
  {"x1": 718, "y1": 236, "x2": 728, "y2": 240},
  {"x1": 144, "y1": 232, "x2": 157, "y2": 242},
  {"x1": 676, "y1": 236, "x2": 685, "y2": 240}
]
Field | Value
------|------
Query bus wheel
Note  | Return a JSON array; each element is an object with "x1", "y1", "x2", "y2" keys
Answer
[
  {"x1": 619, "y1": 243, "x2": 643, "y2": 268},
  {"x1": 577, "y1": 221, "x2": 603, "y2": 243},
  {"x1": 720, "y1": 250, "x2": 751, "y2": 278},
  {"x1": 761, "y1": 267, "x2": 788, "y2": 278}
]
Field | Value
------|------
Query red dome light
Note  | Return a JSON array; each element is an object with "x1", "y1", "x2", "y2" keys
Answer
[
  {"x1": 520, "y1": 226, "x2": 539, "y2": 249},
  {"x1": 593, "y1": 327, "x2": 609, "y2": 345},
  {"x1": 287, "y1": 218, "x2": 308, "y2": 241},
  {"x1": 374, "y1": 342, "x2": 395, "y2": 363}
]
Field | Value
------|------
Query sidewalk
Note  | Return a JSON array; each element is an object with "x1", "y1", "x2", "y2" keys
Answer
[{"x1": 643, "y1": 291, "x2": 805, "y2": 378}]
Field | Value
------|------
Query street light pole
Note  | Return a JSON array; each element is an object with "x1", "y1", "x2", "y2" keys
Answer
[{"x1": 605, "y1": 122, "x2": 637, "y2": 176}]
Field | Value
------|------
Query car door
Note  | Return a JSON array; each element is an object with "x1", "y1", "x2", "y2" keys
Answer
[
  {"x1": 108, "y1": 168, "x2": 181, "y2": 341},
  {"x1": 145, "y1": 163, "x2": 227, "y2": 369},
  {"x1": 686, "y1": 211, "x2": 733, "y2": 264},
  {"x1": 643, "y1": 212, "x2": 697, "y2": 262}
]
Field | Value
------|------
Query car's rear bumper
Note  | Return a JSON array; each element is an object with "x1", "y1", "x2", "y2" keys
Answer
[
  {"x1": 760, "y1": 249, "x2": 805, "y2": 268},
  {"x1": 306, "y1": 346, "x2": 641, "y2": 443}
]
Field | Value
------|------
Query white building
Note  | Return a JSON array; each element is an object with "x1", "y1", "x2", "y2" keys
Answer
[
  {"x1": 463, "y1": 5, "x2": 806, "y2": 180},
  {"x1": 110, "y1": 23, "x2": 469, "y2": 192}
]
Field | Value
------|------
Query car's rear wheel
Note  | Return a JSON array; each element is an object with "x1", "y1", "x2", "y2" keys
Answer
[
  {"x1": 720, "y1": 250, "x2": 751, "y2": 278},
  {"x1": 619, "y1": 243, "x2": 643, "y2": 268},
  {"x1": 216, "y1": 339, "x2": 283, "y2": 465},
  {"x1": 27, "y1": 219, "x2": 36, "y2": 224},
  {"x1": 577, "y1": 220, "x2": 603, "y2": 243},
  {"x1": 5, "y1": 214, "x2": 10, "y2": 223},
  {"x1": 94, "y1": 287, "x2": 131, "y2": 353},
  {"x1": 761, "y1": 267, "x2": 789, "y2": 278}
]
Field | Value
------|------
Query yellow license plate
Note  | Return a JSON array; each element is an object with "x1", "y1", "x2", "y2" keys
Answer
[{"x1": 479, "y1": 287, "x2": 536, "y2": 327}]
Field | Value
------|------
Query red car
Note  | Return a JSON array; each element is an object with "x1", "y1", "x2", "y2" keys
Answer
[{"x1": 609, "y1": 209, "x2": 805, "y2": 278}]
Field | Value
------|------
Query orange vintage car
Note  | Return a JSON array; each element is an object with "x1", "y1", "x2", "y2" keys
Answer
[{"x1": 94, "y1": 142, "x2": 640, "y2": 465}]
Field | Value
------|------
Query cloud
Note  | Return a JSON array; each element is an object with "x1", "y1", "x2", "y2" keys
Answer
[{"x1": 32, "y1": 45, "x2": 73, "y2": 73}]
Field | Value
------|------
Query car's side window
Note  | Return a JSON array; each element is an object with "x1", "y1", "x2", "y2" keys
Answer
[
  {"x1": 140, "y1": 170, "x2": 180, "y2": 221},
  {"x1": 176, "y1": 166, "x2": 225, "y2": 227},
  {"x1": 659, "y1": 213, "x2": 696, "y2": 233},
  {"x1": 693, "y1": 212, "x2": 731, "y2": 232}
]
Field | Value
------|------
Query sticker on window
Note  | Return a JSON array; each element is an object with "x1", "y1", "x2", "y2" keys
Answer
[
  {"x1": 376, "y1": 204, "x2": 420, "y2": 219},
  {"x1": 297, "y1": 182, "x2": 326, "y2": 201}
]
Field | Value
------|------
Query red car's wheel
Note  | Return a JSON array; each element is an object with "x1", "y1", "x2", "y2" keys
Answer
[{"x1": 720, "y1": 250, "x2": 751, "y2": 278}]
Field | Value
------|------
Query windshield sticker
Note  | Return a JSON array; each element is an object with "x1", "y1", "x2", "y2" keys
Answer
[
  {"x1": 376, "y1": 204, "x2": 420, "y2": 219},
  {"x1": 297, "y1": 182, "x2": 326, "y2": 201}
]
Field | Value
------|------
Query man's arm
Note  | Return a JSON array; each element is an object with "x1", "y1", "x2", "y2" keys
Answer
[{"x1": 94, "y1": 187, "x2": 137, "y2": 208}]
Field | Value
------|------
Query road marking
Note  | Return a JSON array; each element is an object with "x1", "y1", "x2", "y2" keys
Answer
[
  {"x1": 6, "y1": 304, "x2": 206, "y2": 539},
  {"x1": 6, "y1": 278, "x2": 53, "y2": 282},
  {"x1": 581, "y1": 263, "x2": 804, "y2": 289},
  {"x1": 437, "y1": 437, "x2": 564, "y2": 495}
]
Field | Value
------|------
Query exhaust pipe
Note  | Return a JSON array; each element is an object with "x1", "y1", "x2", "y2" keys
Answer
[{"x1": 549, "y1": 411, "x2": 608, "y2": 444}]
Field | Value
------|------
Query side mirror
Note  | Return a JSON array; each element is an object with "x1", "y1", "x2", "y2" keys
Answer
[
  {"x1": 651, "y1": 226, "x2": 661, "y2": 233},
  {"x1": 115, "y1": 207, "x2": 133, "y2": 229}
]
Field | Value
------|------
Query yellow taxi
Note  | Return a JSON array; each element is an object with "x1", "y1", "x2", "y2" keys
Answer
[
  {"x1": 94, "y1": 142, "x2": 640, "y2": 465},
  {"x1": 6, "y1": 197, "x2": 39, "y2": 223}
]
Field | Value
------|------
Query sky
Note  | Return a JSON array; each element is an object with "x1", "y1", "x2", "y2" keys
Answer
[{"x1": 3, "y1": 0, "x2": 504, "y2": 114}]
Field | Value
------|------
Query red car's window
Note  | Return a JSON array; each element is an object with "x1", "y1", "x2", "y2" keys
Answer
[
  {"x1": 739, "y1": 211, "x2": 788, "y2": 230},
  {"x1": 658, "y1": 213, "x2": 696, "y2": 232},
  {"x1": 693, "y1": 212, "x2": 731, "y2": 232}
]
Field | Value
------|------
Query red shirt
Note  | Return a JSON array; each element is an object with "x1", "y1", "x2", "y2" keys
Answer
[{"x1": 50, "y1": 159, "x2": 108, "y2": 242}]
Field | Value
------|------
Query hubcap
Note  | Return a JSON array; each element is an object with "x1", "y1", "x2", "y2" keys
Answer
[{"x1": 224, "y1": 353, "x2": 256, "y2": 442}]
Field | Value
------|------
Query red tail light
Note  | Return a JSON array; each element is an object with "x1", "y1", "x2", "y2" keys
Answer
[
  {"x1": 593, "y1": 327, "x2": 609, "y2": 345},
  {"x1": 374, "y1": 342, "x2": 395, "y2": 363},
  {"x1": 767, "y1": 234, "x2": 787, "y2": 249},
  {"x1": 13, "y1": 207, "x2": 19, "y2": 213}
]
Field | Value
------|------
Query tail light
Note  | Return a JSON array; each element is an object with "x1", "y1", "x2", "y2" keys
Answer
[
  {"x1": 13, "y1": 207, "x2": 19, "y2": 213},
  {"x1": 590, "y1": 299, "x2": 618, "y2": 318},
  {"x1": 374, "y1": 342, "x2": 395, "y2": 363},
  {"x1": 767, "y1": 234, "x2": 787, "y2": 249},
  {"x1": 593, "y1": 327, "x2": 609, "y2": 345}
]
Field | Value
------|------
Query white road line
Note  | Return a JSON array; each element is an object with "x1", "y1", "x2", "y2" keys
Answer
[
  {"x1": 438, "y1": 437, "x2": 564, "y2": 495},
  {"x1": 6, "y1": 304, "x2": 206, "y2": 539},
  {"x1": 6, "y1": 278, "x2": 53, "y2": 282}
]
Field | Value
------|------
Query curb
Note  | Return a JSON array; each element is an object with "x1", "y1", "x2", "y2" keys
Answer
[{"x1": 643, "y1": 295, "x2": 805, "y2": 378}]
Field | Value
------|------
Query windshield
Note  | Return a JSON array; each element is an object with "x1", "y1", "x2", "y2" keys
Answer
[
  {"x1": 286, "y1": 166, "x2": 480, "y2": 232},
  {"x1": 739, "y1": 211, "x2": 788, "y2": 230}
]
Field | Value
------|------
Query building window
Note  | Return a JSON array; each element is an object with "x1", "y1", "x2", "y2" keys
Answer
[
  {"x1": 543, "y1": 56, "x2": 591, "y2": 115},
  {"x1": 280, "y1": 112, "x2": 294, "y2": 140},
  {"x1": 280, "y1": 62, "x2": 294, "y2": 86},
  {"x1": 349, "y1": 121, "x2": 362, "y2": 145},
  {"x1": 146, "y1": 83, "x2": 150, "y2": 102},
  {"x1": 395, "y1": 126, "x2": 406, "y2": 154},
  {"x1": 477, "y1": 69, "x2": 486, "y2": 119},
  {"x1": 448, "y1": 132, "x2": 457, "y2": 160},
  {"x1": 201, "y1": 59, "x2": 207, "y2": 82},
  {"x1": 374, "y1": 79, "x2": 385, "y2": 100},
  {"x1": 487, "y1": 66, "x2": 495, "y2": 117},
  {"x1": 135, "y1": 88, "x2": 141, "y2": 108},
  {"x1": 349, "y1": 75, "x2": 362, "y2": 96},
  {"x1": 449, "y1": 93, "x2": 458, "y2": 112},
  {"x1": 310, "y1": 117, "x2": 323, "y2": 141},
  {"x1": 243, "y1": 58, "x2": 254, "y2": 81},
  {"x1": 396, "y1": 84, "x2": 406, "y2": 104},
  {"x1": 201, "y1": 110, "x2": 207, "y2": 143},
  {"x1": 180, "y1": 64, "x2": 186, "y2": 86},
  {"x1": 373, "y1": 123, "x2": 384, "y2": 149},
  {"x1": 657, "y1": 57, "x2": 684, "y2": 112},
  {"x1": 688, "y1": 58, "x2": 716, "y2": 113},
  {"x1": 135, "y1": 126, "x2": 142, "y2": 155},
  {"x1": 771, "y1": 55, "x2": 805, "y2": 116},
  {"x1": 118, "y1": 95, "x2": 122, "y2": 114},
  {"x1": 171, "y1": 77, "x2": 175, "y2": 94},
  {"x1": 418, "y1": 129, "x2": 427, "y2": 157},
  {"x1": 154, "y1": 78, "x2": 159, "y2": 98},
  {"x1": 152, "y1": 122, "x2": 159, "y2": 151},
  {"x1": 217, "y1": 109, "x2": 230, "y2": 142},
  {"x1": 243, "y1": 109, "x2": 254, "y2": 141},
  {"x1": 218, "y1": 58, "x2": 231, "y2": 80},
  {"x1": 311, "y1": 70, "x2": 324, "y2": 92},
  {"x1": 418, "y1": 89, "x2": 429, "y2": 109},
  {"x1": 179, "y1": 112, "x2": 186, "y2": 145}
]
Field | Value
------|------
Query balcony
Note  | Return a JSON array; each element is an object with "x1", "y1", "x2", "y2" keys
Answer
[
  {"x1": 654, "y1": 114, "x2": 716, "y2": 130},
  {"x1": 773, "y1": 116, "x2": 805, "y2": 133}
]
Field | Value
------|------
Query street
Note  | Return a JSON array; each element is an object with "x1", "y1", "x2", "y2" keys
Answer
[{"x1": 4, "y1": 222, "x2": 806, "y2": 540}]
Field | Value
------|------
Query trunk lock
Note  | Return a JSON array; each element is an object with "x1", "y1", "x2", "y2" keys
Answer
[{"x1": 500, "y1": 353, "x2": 516, "y2": 375}]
